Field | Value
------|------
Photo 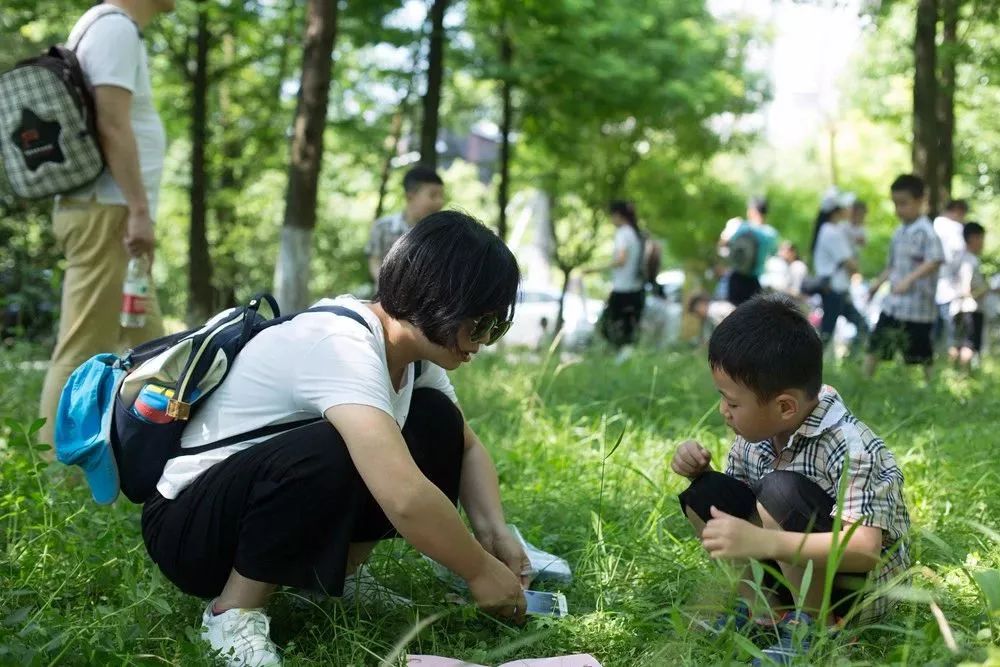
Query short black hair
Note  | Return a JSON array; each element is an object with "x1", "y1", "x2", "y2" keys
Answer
[
  {"x1": 852, "y1": 199, "x2": 868, "y2": 212},
  {"x1": 945, "y1": 199, "x2": 969, "y2": 214},
  {"x1": 890, "y1": 174, "x2": 926, "y2": 199},
  {"x1": 749, "y1": 195, "x2": 768, "y2": 216},
  {"x1": 403, "y1": 164, "x2": 443, "y2": 194},
  {"x1": 708, "y1": 293, "x2": 822, "y2": 402},
  {"x1": 376, "y1": 210, "x2": 520, "y2": 348},
  {"x1": 964, "y1": 221, "x2": 985, "y2": 243}
]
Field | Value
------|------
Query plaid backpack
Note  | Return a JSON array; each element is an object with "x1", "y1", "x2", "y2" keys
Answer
[{"x1": 0, "y1": 8, "x2": 137, "y2": 199}]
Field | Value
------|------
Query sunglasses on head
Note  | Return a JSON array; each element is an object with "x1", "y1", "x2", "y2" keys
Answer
[{"x1": 469, "y1": 313, "x2": 512, "y2": 345}]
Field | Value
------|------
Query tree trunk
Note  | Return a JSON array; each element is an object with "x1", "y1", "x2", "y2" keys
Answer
[
  {"x1": 496, "y1": 29, "x2": 514, "y2": 241},
  {"x1": 187, "y1": 1, "x2": 214, "y2": 326},
  {"x1": 374, "y1": 63, "x2": 417, "y2": 220},
  {"x1": 214, "y1": 32, "x2": 238, "y2": 310},
  {"x1": 555, "y1": 266, "x2": 571, "y2": 335},
  {"x1": 274, "y1": 0, "x2": 338, "y2": 312},
  {"x1": 419, "y1": 0, "x2": 448, "y2": 169},
  {"x1": 912, "y1": 0, "x2": 939, "y2": 212},
  {"x1": 936, "y1": 0, "x2": 959, "y2": 209}
]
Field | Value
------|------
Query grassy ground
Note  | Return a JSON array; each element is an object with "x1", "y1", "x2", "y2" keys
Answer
[{"x1": 2, "y1": 341, "x2": 999, "y2": 666}]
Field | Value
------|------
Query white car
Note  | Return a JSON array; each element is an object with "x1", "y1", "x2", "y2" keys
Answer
[{"x1": 504, "y1": 287, "x2": 604, "y2": 350}]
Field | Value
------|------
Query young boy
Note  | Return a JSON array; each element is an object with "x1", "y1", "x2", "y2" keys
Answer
[
  {"x1": 672, "y1": 294, "x2": 910, "y2": 665},
  {"x1": 865, "y1": 175, "x2": 945, "y2": 380},
  {"x1": 687, "y1": 292, "x2": 735, "y2": 345},
  {"x1": 949, "y1": 222, "x2": 989, "y2": 368},
  {"x1": 366, "y1": 164, "x2": 445, "y2": 283}
]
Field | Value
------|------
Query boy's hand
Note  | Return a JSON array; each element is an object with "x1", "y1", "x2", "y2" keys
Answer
[
  {"x1": 670, "y1": 440, "x2": 712, "y2": 479},
  {"x1": 702, "y1": 506, "x2": 769, "y2": 560},
  {"x1": 891, "y1": 276, "x2": 913, "y2": 295}
]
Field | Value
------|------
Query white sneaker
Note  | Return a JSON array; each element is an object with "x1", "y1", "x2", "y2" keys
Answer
[
  {"x1": 341, "y1": 565, "x2": 413, "y2": 609},
  {"x1": 201, "y1": 600, "x2": 281, "y2": 666}
]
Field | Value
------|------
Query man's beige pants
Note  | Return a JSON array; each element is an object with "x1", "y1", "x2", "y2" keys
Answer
[{"x1": 38, "y1": 200, "x2": 163, "y2": 445}]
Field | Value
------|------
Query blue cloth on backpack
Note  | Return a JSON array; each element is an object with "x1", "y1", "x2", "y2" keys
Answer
[{"x1": 54, "y1": 353, "x2": 124, "y2": 505}]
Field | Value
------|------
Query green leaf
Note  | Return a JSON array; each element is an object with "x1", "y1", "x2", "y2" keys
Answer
[{"x1": 972, "y1": 569, "x2": 1000, "y2": 615}]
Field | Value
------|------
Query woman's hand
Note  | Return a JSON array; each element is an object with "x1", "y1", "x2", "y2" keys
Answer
[
  {"x1": 466, "y1": 552, "x2": 527, "y2": 624},
  {"x1": 479, "y1": 526, "x2": 534, "y2": 588}
]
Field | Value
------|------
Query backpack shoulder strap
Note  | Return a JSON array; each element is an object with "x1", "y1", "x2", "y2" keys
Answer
[
  {"x1": 69, "y1": 7, "x2": 141, "y2": 51},
  {"x1": 170, "y1": 304, "x2": 375, "y2": 460},
  {"x1": 305, "y1": 305, "x2": 373, "y2": 333}
]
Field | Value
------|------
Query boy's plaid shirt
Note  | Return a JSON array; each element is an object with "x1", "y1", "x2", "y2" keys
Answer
[
  {"x1": 880, "y1": 216, "x2": 945, "y2": 323},
  {"x1": 725, "y1": 385, "x2": 911, "y2": 620}
]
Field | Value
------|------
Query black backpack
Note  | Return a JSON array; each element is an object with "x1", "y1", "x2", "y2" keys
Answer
[
  {"x1": 0, "y1": 8, "x2": 137, "y2": 199},
  {"x1": 727, "y1": 228, "x2": 760, "y2": 276},
  {"x1": 56, "y1": 294, "x2": 394, "y2": 504}
]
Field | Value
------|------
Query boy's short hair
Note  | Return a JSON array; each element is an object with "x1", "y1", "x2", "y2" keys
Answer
[
  {"x1": 945, "y1": 199, "x2": 970, "y2": 214},
  {"x1": 890, "y1": 174, "x2": 926, "y2": 199},
  {"x1": 708, "y1": 293, "x2": 822, "y2": 402},
  {"x1": 964, "y1": 221, "x2": 985, "y2": 243},
  {"x1": 403, "y1": 165, "x2": 444, "y2": 193},
  {"x1": 852, "y1": 199, "x2": 868, "y2": 213},
  {"x1": 748, "y1": 195, "x2": 768, "y2": 216},
  {"x1": 376, "y1": 210, "x2": 520, "y2": 348}
]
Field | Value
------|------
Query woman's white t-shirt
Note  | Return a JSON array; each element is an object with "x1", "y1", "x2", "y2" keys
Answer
[
  {"x1": 156, "y1": 296, "x2": 458, "y2": 499},
  {"x1": 612, "y1": 225, "x2": 644, "y2": 292},
  {"x1": 813, "y1": 222, "x2": 854, "y2": 294}
]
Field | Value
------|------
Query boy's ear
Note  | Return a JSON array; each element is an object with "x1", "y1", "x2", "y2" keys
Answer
[{"x1": 775, "y1": 392, "x2": 799, "y2": 420}]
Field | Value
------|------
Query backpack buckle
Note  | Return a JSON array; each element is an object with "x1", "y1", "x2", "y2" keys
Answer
[{"x1": 166, "y1": 399, "x2": 191, "y2": 420}]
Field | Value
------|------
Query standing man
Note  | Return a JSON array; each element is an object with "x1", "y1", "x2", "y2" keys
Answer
[
  {"x1": 39, "y1": 0, "x2": 173, "y2": 445},
  {"x1": 366, "y1": 165, "x2": 445, "y2": 284}
]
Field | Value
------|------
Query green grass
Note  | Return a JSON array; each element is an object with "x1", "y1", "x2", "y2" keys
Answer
[{"x1": 2, "y1": 341, "x2": 999, "y2": 665}]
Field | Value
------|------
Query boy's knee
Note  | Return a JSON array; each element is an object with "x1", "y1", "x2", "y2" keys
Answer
[
  {"x1": 754, "y1": 470, "x2": 833, "y2": 533},
  {"x1": 678, "y1": 471, "x2": 756, "y2": 524}
]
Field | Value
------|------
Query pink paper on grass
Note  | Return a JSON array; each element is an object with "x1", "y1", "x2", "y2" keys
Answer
[{"x1": 406, "y1": 655, "x2": 602, "y2": 667}]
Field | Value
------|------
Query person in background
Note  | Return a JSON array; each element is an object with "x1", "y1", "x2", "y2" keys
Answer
[
  {"x1": 949, "y1": 222, "x2": 991, "y2": 369},
  {"x1": 718, "y1": 197, "x2": 779, "y2": 306},
  {"x1": 810, "y1": 195, "x2": 857, "y2": 346},
  {"x1": 687, "y1": 292, "x2": 735, "y2": 345},
  {"x1": 591, "y1": 200, "x2": 646, "y2": 362},
  {"x1": 39, "y1": 0, "x2": 173, "y2": 446},
  {"x1": 777, "y1": 241, "x2": 809, "y2": 301},
  {"x1": 847, "y1": 198, "x2": 869, "y2": 252},
  {"x1": 366, "y1": 164, "x2": 445, "y2": 284},
  {"x1": 933, "y1": 199, "x2": 970, "y2": 349},
  {"x1": 865, "y1": 175, "x2": 944, "y2": 381}
]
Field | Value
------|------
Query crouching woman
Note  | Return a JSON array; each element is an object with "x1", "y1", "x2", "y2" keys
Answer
[{"x1": 141, "y1": 211, "x2": 530, "y2": 665}]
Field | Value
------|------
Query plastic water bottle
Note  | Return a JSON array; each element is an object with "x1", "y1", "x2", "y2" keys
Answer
[
  {"x1": 131, "y1": 383, "x2": 174, "y2": 424},
  {"x1": 120, "y1": 255, "x2": 149, "y2": 329}
]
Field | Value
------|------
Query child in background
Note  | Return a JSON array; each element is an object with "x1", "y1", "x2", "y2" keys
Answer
[
  {"x1": 865, "y1": 175, "x2": 944, "y2": 380},
  {"x1": 949, "y1": 222, "x2": 990, "y2": 369},
  {"x1": 687, "y1": 293, "x2": 735, "y2": 345},
  {"x1": 671, "y1": 294, "x2": 910, "y2": 665}
]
